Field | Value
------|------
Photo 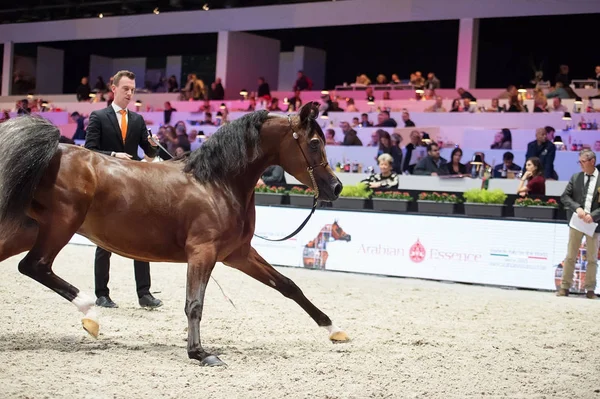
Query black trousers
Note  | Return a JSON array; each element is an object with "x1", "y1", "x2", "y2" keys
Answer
[{"x1": 94, "y1": 246, "x2": 151, "y2": 299}]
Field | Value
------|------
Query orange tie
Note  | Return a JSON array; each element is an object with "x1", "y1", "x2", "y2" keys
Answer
[{"x1": 119, "y1": 109, "x2": 127, "y2": 142}]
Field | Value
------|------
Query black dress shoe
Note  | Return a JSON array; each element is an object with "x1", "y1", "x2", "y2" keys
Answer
[
  {"x1": 96, "y1": 296, "x2": 118, "y2": 308},
  {"x1": 139, "y1": 294, "x2": 163, "y2": 308}
]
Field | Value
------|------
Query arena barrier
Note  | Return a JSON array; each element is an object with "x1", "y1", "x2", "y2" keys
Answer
[{"x1": 68, "y1": 205, "x2": 598, "y2": 295}]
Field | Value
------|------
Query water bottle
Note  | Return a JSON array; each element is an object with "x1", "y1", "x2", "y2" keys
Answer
[{"x1": 502, "y1": 164, "x2": 507, "y2": 178}]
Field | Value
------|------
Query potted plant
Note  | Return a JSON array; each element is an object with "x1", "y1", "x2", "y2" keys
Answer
[
  {"x1": 417, "y1": 192, "x2": 460, "y2": 214},
  {"x1": 332, "y1": 183, "x2": 372, "y2": 210},
  {"x1": 513, "y1": 197, "x2": 558, "y2": 220},
  {"x1": 462, "y1": 188, "x2": 507, "y2": 217},
  {"x1": 372, "y1": 191, "x2": 413, "y2": 212},
  {"x1": 254, "y1": 184, "x2": 286, "y2": 206},
  {"x1": 288, "y1": 186, "x2": 316, "y2": 208}
]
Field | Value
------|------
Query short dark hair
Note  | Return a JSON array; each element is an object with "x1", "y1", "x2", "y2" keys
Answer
[
  {"x1": 544, "y1": 125, "x2": 555, "y2": 134},
  {"x1": 427, "y1": 142, "x2": 439, "y2": 152},
  {"x1": 526, "y1": 156, "x2": 544, "y2": 176},
  {"x1": 503, "y1": 151, "x2": 514, "y2": 161},
  {"x1": 112, "y1": 70, "x2": 135, "y2": 86}
]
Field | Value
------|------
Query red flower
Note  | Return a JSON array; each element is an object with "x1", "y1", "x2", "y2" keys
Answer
[{"x1": 547, "y1": 199, "x2": 557, "y2": 203}]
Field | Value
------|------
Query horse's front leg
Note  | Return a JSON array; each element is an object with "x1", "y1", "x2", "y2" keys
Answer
[
  {"x1": 224, "y1": 246, "x2": 350, "y2": 343},
  {"x1": 185, "y1": 243, "x2": 225, "y2": 367}
]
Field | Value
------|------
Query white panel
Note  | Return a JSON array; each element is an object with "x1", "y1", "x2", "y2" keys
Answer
[
  {"x1": 89, "y1": 54, "x2": 113, "y2": 89},
  {"x1": 1, "y1": 41, "x2": 13, "y2": 96},
  {"x1": 0, "y1": 0, "x2": 597, "y2": 43}
]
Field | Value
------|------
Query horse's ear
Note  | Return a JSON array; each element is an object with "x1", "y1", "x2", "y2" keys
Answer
[{"x1": 298, "y1": 101, "x2": 313, "y2": 123}]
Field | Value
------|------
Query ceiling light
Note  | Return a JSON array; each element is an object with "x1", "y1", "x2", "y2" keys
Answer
[
  {"x1": 98, "y1": 13, "x2": 103, "y2": 18},
  {"x1": 202, "y1": 4, "x2": 209, "y2": 11},
  {"x1": 153, "y1": 7, "x2": 159, "y2": 14}
]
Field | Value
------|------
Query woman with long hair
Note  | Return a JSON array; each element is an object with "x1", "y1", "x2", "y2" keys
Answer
[{"x1": 518, "y1": 156, "x2": 545, "y2": 196}]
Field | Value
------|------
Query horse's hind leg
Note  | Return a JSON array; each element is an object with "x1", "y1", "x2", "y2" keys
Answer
[
  {"x1": 18, "y1": 209, "x2": 99, "y2": 338},
  {"x1": 224, "y1": 246, "x2": 350, "y2": 343}
]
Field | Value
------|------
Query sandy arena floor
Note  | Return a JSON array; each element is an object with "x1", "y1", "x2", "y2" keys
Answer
[{"x1": 1, "y1": 244, "x2": 599, "y2": 398}]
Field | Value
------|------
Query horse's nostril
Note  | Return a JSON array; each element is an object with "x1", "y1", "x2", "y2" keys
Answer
[{"x1": 333, "y1": 183, "x2": 342, "y2": 196}]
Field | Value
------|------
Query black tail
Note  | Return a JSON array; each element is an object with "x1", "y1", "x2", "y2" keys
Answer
[{"x1": 0, "y1": 116, "x2": 60, "y2": 230}]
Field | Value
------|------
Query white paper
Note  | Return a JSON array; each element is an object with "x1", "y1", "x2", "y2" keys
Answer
[
  {"x1": 409, "y1": 147, "x2": 427, "y2": 166},
  {"x1": 569, "y1": 213, "x2": 598, "y2": 237}
]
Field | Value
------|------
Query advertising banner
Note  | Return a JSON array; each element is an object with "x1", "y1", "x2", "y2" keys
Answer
[{"x1": 68, "y1": 206, "x2": 599, "y2": 294}]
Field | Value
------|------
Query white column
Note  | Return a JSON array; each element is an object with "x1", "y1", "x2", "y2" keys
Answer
[
  {"x1": 2, "y1": 41, "x2": 14, "y2": 96},
  {"x1": 455, "y1": 18, "x2": 479, "y2": 89}
]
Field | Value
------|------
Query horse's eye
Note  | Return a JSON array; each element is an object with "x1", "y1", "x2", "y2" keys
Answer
[{"x1": 309, "y1": 139, "x2": 320, "y2": 150}]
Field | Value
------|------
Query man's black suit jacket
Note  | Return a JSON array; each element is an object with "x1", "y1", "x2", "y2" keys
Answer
[{"x1": 84, "y1": 105, "x2": 157, "y2": 160}]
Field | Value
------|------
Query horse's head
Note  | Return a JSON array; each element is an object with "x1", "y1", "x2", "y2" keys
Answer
[
  {"x1": 331, "y1": 221, "x2": 351, "y2": 242},
  {"x1": 280, "y1": 102, "x2": 342, "y2": 202}
]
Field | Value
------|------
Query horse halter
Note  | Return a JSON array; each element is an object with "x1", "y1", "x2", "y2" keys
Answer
[
  {"x1": 253, "y1": 113, "x2": 325, "y2": 243},
  {"x1": 287, "y1": 114, "x2": 328, "y2": 199}
]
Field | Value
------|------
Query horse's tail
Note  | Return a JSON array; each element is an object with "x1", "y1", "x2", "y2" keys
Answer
[{"x1": 0, "y1": 116, "x2": 60, "y2": 231}]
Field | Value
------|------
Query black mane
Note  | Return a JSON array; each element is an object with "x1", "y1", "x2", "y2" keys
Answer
[{"x1": 183, "y1": 110, "x2": 270, "y2": 184}]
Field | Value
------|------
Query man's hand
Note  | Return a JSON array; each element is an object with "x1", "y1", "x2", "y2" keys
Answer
[
  {"x1": 148, "y1": 134, "x2": 159, "y2": 147},
  {"x1": 369, "y1": 182, "x2": 382, "y2": 188},
  {"x1": 114, "y1": 152, "x2": 132, "y2": 159},
  {"x1": 584, "y1": 214, "x2": 594, "y2": 224},
  {"x1": 577, "y1": 207, "x2": 586, "y2": 219}
]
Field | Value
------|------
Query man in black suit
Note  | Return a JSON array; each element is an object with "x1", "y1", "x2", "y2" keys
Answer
[
  {"x1": 559, "y1": 149, "x2": 599, "y2": 299},
  {"x1": 525, "y1": 127, "x2": 557, "y2": 180},
  {"x1": 84, "y1": 70, "x2": 163, "y2": 309}
]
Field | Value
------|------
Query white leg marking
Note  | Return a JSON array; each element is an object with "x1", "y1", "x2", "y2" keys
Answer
[
  {"x1": 323, "y1": 323, "x2": 342, "y2": 335},
  {"x1": 72, "y1": 292, "x2": 98, "y2": 322}
]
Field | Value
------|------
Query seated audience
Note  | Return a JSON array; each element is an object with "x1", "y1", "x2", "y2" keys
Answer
[
  {"x1": 525, "y1": 127, "x2": 557, "y2": 180},
  {"x1": 340, "y1": 122, "x2": 362, "y2": 146},
  {"x1": 258, "y1": 165, "x2": 286, "y2": 186},
  {"x1": 325, "y1": 129, "x2": 338, "y2": 145},
  {"x1": 376, "y1": 130, "x2": 403, "y2": 174},
  {"x1": 517, "y1": 157, "x2": 546, "y2": 196},
  {"x1": 360, "y1": 113, "x2": 373, "y2": 127},
  {"x1": 449, "y1": 98, "x2": 462, "y2": 112},
  {"x1": 362, "y1": 154, "x2": 399, "y2": 191},
  {"x1": 445, "y1": 147, "x2": 467, "y2": 175},
  {"x1": 376, "y1": 110, "x2": 398, "y2": 127},
  {"x1": 402, "y1": 130, "x2": 424, "y2": 174},
  {"x1": 493, "y1": 151, "x2": 522, "y2": 178},
  {"x1": 401, "y1": 110, "x2": 415, "y2": 127},
  {"x1": 425, "y1": 96, "x2": 446, "y2": 112},
  {"x1": 490, "y1": 128, "x2": 512, "y2": 149},
  {"x1": 414, "y1": 142, "x2": 448, "y2": 176}
]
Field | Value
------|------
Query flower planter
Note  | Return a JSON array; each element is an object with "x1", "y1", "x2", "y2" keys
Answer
[
  {"x1": 513, "y1": 206, "x2": 557, "y2": 220},
  {"x1": 288, "y1": 194, "x2": 315, "y2": 208},
  {"x1": 372, "y1": 198, "x2": 410, "y2": 212},
  {"x1": 331, "y1": 197, "x2": 368, "y2": 210},
  {"x1": 464, "y1": 203, "x2": 505, "y2": 217},
  {"x1": 255, "y1": 192, "x2": 285, "y2": 206},
  {"x1": 417, "y1": 200, "x2": 456, "y2": 215}
]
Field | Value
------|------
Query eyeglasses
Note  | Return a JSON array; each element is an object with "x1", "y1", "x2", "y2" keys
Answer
[{"x1": 578, "y1": 159, "x2": 592, "y2": 164}]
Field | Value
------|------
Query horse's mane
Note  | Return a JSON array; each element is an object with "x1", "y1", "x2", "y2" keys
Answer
[{"x1": 183, "y1": 110, "x2": 270, "y2": 184}]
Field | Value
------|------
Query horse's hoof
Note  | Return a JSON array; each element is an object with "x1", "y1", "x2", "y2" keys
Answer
[
  {"x1": 330, "y1": 331, "x2": 350, "y2": 343},
  {"x1": 201, "y1": 355, "x2": 227, "y2": 367},
  {"x1": 82, "y1": 318, "x2": 99, "y2": 339}
]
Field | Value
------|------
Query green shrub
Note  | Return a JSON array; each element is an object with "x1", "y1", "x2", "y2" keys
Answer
[
  {"x1": 463, "y1": 188, "x2": 507, "y2": 204},
  {"x1": 340, "y1": 183, "x2": 372, "y2": 198}
]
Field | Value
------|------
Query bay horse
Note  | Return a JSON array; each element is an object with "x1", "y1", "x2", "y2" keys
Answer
[
  {"x1": 302, "y1": 221, "x2": 351, "y2": 269},
  {"x1": 0, "y1": 102, "x2": 349, "y2": 366}
]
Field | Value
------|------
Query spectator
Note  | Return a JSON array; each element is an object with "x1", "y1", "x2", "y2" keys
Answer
[
  {"x1": 376, "y1": 110, "x2": 398, "y2": 128},
  {"x1": 340, "y1": 122, "x2": 362, "y2": 146},
  {"x1": 360, "y1": 113, "x2": 373, "y2": 127},
  {"x1": 518, "y1": 157, "x2": 545, "y2": 196},
  {"x1": 401, "y1": 111, "x2": 415, "y2": 127},
  {"x1": 490, "y1": 128, "x2": 512, "y2": 149},
  {"x1": 293, "y1": 70, "x2": 313, "y2": 91},
  {"x1": 76, "y1": 77, "x2": 91, "y2": 102},
  {"x1": 525, "y1": 127, "x2": 557, "y2": 180},
  {"x1": 445, "y1": 147, "x2": 467, "y2": 175},
  {"x1": 362, "y1": 153, "x2": 399, "y2": 191},
  {"x1": 457, "y1": 87, "x2": 476, "y2": 101},
  {"x1": 257, "y1": 77, "x2": 271, "y2": 99},
  {"x1": 493, "y1": 151, "x2": 522, "y2": 178},
  {"x1": 210, "y1": 78, "x2": 225, "y2": 100},
  {"x1": 414, "y1": 142, "x2": 447, "y2": 176},
  {"x1": 425, "y1": 72, "x2": 440, "y2": 89}
]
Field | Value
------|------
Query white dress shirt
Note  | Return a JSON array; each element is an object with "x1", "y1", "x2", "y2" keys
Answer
[
  {"x1": 111, "y1": 102, "x2": 129, "y2": 130},
  {"x1": 583, "y1": 169, "x2": 598, "y2": 214}
]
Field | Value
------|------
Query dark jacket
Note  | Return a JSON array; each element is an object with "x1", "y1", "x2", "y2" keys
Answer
[
  {"x1": 525, "y1": 140, "x2": 557, "y2": 179},
  {"x1": 261, "y1": 165, "x2": 286, "y2": 186},
  {"x1": 561, "y1": 171, "x2": 600, "y2": 232},
  {"x1": 414, "y1": 156, "x2": 448, "y2": 176},
  {"x1": 342, "y1": 129, "x2": 363, "y2": 146},
  {"x1": 84, "y1": 105, "x2": 157, "y2": 161}
]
